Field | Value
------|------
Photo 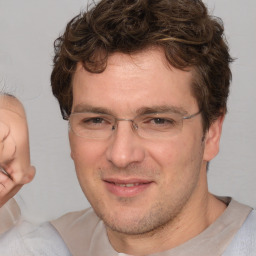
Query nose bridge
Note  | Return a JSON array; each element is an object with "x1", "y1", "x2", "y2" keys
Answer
[
  {"x1": 112, "y1": 118, "x2": 138, "y2": 135},
  {"x1": 115, "y1": 118, "x2": 135, "y2": 128},
  {"x1": 106, "y1": 120, "x2": 145, "y2": 168}
]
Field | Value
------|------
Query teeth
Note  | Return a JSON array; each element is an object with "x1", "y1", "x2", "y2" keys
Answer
[{"x1": 115, "y1": 183, "x2": 140, "y2": 187}]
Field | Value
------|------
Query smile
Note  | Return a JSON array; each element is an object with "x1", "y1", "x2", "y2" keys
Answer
[
  {"x1": 104, "y1": 179, "x2": 153, "y2": 197},
  {"x1": 113, "y1": 182, "x2": 141, "y2": 187}
]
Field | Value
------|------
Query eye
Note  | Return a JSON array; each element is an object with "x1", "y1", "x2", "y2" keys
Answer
[
  {"x1": 139, "y1": 115, "x2": 179, "y2": 130},
  {"x1": 144, "y1": 116, "x2": 175, "y2": 125},
  {"x1": 151, "y1": 118, "x2": 173, "y2": 125},
  {"x1": 77, "y1": 115, "x2": 112, "y2": 129},
  {"x1": 83, "y1": 117, "x2": 104, "y2": 124}
]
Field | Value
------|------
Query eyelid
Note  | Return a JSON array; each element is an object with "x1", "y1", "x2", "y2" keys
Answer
[
  {"x1": 138, "y1": 111, "x2": 181, "y2": 118},
  {"x1": 74, "y1": 111, "x2": 183, "y2": 121},
  {"x1": 83, "y1": 113, "x2": 115, "y2": 123},
  {"x1": 75, "y1": 112, "x2": 113, "y2": 117}
]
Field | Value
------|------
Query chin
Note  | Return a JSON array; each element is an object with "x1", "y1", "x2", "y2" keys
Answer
[{"x1": 99, "y1": 205, "x2": 175, "y2": 236}]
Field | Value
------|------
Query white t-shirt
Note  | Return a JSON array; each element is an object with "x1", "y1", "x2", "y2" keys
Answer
[
  {"x1": 0, "y1": 197, "x2": 255, "y2": 256},
  {"x1": 0, "y1": 220, "x2": 71, "y2": 256}
]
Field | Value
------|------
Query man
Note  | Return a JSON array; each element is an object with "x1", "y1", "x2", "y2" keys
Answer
[
  {"x1": 0, "y1": 0, "x2": 256, "y2": 255},
  {"x1": 49, "y1": 0, "x2": 256, "y2": 254}
]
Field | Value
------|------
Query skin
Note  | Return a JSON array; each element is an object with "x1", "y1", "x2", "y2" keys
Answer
[
  {"x1": 69, "y1": 48, "x2": 226, "y2": 255},
  {"x1": 0, "y1": 94, "x2": 35, "y2": 207}
]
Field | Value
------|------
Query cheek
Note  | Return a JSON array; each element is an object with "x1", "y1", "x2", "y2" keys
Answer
[
  {"x1": 147, "y1": 135, "x2": 203, "y2": 177},
  {"x1": 146, "y1": 138, "x2": 189, "y2": 168},
  {"x1": 69, "y1": 136, "x2": 108, "y2": 201},
  {"x1": 69, "y1": 134, "x2": 106, "y2": 170}
]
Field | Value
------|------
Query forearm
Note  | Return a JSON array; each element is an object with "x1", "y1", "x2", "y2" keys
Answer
[{"x1": 0, "y1": 198, "x2": 21, "y2": 235}]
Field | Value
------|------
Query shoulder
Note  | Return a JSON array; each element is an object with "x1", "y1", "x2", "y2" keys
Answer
[
  {"x1": 0, "y1": 220, "x2": 71, "y2": 256},
  {"x1": 51, "y1": 207, "x2": 101, "y2": 234},
  {"x1": 223, "y1": 209, "x2": 256, "y2": 256},
  {"x1": 51, "y1": 207, "x2": 113, "y2": 256}
]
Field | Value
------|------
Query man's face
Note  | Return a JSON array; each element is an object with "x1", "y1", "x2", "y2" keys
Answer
[{"x1": 69, "y1": 49, "x2": 220, "y2": 236}]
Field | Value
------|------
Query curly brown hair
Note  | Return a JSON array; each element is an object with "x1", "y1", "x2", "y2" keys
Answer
[{"x1": 51, "y1": 0, "x2": 233, "y2": 131}]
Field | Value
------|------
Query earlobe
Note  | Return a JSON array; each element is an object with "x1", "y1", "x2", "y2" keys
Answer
[{"x1": 203, "y1": 115, "x2": 225, "y2": 161}]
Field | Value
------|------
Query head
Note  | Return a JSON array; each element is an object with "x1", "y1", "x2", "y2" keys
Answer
[
  {"x1": 50, "y1": 0, "x2": 232, "y2": 250},
  {"x1": 51, "y1": 0, "x2": 232, "y2": 132}
]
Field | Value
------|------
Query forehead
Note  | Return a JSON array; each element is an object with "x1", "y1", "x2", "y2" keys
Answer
[{"x1": 72, "y1": 49, "x2": 197, "y2": 114}]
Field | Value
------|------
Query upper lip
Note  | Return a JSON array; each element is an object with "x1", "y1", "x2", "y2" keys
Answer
[{"x1": 103, "y1": 177, "x2": 153, "y2": 184}]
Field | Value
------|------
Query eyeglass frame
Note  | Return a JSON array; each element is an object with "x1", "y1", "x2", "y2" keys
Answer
[{"x1": 68, "y1": 109, "x2": 202, "y2": 140}]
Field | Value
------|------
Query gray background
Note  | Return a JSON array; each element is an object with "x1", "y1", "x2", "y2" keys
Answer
[{"x1": 0, "y1": 0, "x2": 255, "y2": 222}]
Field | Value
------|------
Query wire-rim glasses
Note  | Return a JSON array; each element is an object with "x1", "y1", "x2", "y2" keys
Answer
[{"x1": 68, "y1": 110, "x2": 201, "y2": 140}]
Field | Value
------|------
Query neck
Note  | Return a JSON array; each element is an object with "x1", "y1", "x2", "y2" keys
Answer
[{"x1": 107, "y1": 171, "x2": 226, "y2": 255}]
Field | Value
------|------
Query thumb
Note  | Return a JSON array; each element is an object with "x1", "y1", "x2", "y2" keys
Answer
[{"x1": 21, "y1": 166, "x2": 36, "y2": 184}]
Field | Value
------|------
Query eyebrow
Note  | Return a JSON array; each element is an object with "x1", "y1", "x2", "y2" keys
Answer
[
  {"x1": 135, "y1": 106, "x2": 187, "y2": 116},
  {"x1": 72, "y1": 104, "x2": 188, "y2": 116},
  {"x1": 73, "y1": 104, "x2": 114, "y2": 115}
]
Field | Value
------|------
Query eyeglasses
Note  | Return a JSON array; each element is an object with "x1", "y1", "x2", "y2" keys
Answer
[{"x1": 68, "y1": 110, "x2": 201, "y2": 140}]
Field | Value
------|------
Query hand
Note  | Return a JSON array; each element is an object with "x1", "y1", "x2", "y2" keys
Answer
[{"x1": 0, "y1": 95, "x2": 35, "y2": 207}]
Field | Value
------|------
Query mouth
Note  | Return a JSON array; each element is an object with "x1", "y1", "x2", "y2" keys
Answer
[
  {"x1": 111, "y1": 182, "x2": 142, "y2": 187},
  {"x1": 103, "y1": 178, "x2": 153, "y2": 197}
]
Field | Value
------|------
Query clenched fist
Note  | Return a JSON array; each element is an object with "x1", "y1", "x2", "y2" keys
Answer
[{"x1": 0, "y1": 94, "x2": 35, "y2": 207}]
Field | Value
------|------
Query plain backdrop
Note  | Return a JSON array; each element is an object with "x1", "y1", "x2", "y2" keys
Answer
[{"x1": 0, "y1": 0, "x2": 256, "y2": 222}]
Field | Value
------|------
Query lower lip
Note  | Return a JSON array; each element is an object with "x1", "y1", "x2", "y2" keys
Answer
[{"x1": 104, "y1": 181, "x2": 152, "y2": 197}]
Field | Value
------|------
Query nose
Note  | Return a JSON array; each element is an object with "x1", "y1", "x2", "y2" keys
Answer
[{"x1": 106, "y1": 121, "x2": 146, "y2": 168}]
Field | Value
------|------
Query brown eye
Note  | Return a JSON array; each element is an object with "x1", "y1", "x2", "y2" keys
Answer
[
  {"x1": 149, "y1": 118, "x2": 176, "y2": 126},
  {"x1": 84, "y1": 117, "x2": 104, "y2": 124},
  {"x1": 152, "y1": 118, "x2": 170, "y2": 125}
]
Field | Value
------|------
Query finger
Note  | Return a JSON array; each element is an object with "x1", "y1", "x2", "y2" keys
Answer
[
  {"x1": 0, "y1": 168, "x2": 24, "y2": 207},
  {"x1": 0, "y1": 168, "x2": 16, "y2": 191},
  {"x1": 0, "y1": 184, "x2": 23, "y2": 208},
  {"x1": 20, "y1": 165, "x2": 36, "y2": 184},
  {"x1": 0, "y1": 122, "x2": 9, "y2": 159},
  {"x1": 0, "y1": 170, "x2": 16, "y2": 207},
  {"x1": 6, "y1": 165, "x2": 36, "y2": 185},
  {"x1": 0, "y1": 123, "x2": 16, "y2": 164},
  {"x1": 0, "y1": 169, "x2": 11, "y2": 187},
  {"x1": 0, "y1": 166, "x2": 11, "y2": 179},
  {"x1": 0, "y1": 122, "x2": 9, "y2": 142}
]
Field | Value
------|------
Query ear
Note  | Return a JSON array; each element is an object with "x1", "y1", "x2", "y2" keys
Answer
[{"x1": 203, "y1": 115, "x2": 225, "y2": 161}]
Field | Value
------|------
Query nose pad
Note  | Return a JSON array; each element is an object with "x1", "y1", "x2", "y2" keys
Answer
[
  {"x1": 106, "y1": 122, "x2": 145, "y2": 168},
  {"x1": 132, "y1": 121, "x2": 139, "y2": 130},
  {"x1": 111, "y1": 119, "x2": 138, "y2": 135}
]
